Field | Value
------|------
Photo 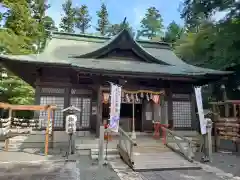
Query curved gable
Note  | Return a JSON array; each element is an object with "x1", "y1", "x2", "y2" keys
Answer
[{"x1": 73, "y1": 29, "x2": 169, "y2": 65}]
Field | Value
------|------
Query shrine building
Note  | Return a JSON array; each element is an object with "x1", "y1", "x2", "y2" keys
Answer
[{"x1": 0, "y1": 30, "x2": 232, "y2": 136}]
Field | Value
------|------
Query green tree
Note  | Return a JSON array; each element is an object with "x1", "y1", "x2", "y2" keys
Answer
[
  {"x1": 59, "y1": 0, "x2": 75, "y2": 33},
  {"x1": 0, "y1": 12, "x2": 3, "y2": 26},
  {"x1": 107, "y1": 21, "x2": 135, "y2": 37},
  {"x1": 178, "y1": 0, "x2": 240, "y2": 102},
  {"x1": 96, "y1": 3, "x2": 109, "y2": 36},
  {"x1": 0, "y1": 0, "x2": 35, "y2": 105},
  {"x1": 43, "y1": 16, "x2": 58, "y2": 32},
  {"x1": 178, "y1": 0, "x2": 240, "y2": 69},
  {"x1": 163, "y1": 21, "x2": 184, "y2": 46},
  {"x1": 0, "y1": 72, "x2": 34, "y2": 104},
  {"x1": 29, "y1": 0, "x2": 51, "y2": 51},
  {"x1": 75, "y1": 4, "x2": 92, "y2": 34},
  {"x1": 3, "y1": 0, "x2": 39, "y2": 53},
  {"x1": 139, "y1": 7, "x2": 164, "y2": 39}
]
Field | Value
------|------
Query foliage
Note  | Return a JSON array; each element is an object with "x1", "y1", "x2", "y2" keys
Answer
[
  {"x1": 59, "y1": 0, "x2": 75, "y2": 33},
  {"x1": 74, "y1": 4, "x2": 92, "y2": 34},
  {"x1": 163, "y1": 21, "x2": 184, "y2": 46},
  {"x1": 177, "y1": 0, "x2": 240, "y2": 101},
  {"x1": 43, "y1": 16, "x2": 58, "y2": 33},
  {"x1": 29, "y1": 0, "x2": 54, "y2": 51},
  {"x1": 0, "y1": 0, "x2": 39, "y2": 105},
  {"x1": 139, "y1": 7, "x2": 164, "y2": 39},
  {"x1": 96, "y1": 3, "x2": 109, "y2": 36},
  {"x1": 106, "y1": 21, "x2": 135, "y2": 37},
  {"x1": 3, "y1": 0, "x2": 40, "y2": 52},
  {"x1": 0, "y1": 72, "x2": 34, "y2": 104}
]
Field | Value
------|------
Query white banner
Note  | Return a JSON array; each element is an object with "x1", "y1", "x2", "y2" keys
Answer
[
  {"x1": 194, "y1": 87, "x2": 207, "y2": 135},
  {"x1": 109, "y1": 83, "x2": 122, "y2": 132}
]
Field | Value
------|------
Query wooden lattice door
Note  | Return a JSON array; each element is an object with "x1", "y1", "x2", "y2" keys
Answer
[
  {"x1": 70, "y1": 97, "x2": 91, "y2": 130},
  {"x1": 39, "y1": 96, "x2": 64, "y2": 129}
]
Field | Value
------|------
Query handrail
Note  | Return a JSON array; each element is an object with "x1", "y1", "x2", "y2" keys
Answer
[
  {"x1": 118, "y1": 127, "x2": 137, "y2": 146},
  {"x1": 161, "y1": 126, "x2": 196, "y2": 162},
  {"x1": 117, "y1": 127, "x2": 137, "y2": 168},
  {"x1": 161, "y1": 126, "x2": 195, "y2": 144}
]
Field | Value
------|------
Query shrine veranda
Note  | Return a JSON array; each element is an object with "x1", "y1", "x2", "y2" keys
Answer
[{"x1": 0, "y1": 30, "x2": 232, "y2": 137}]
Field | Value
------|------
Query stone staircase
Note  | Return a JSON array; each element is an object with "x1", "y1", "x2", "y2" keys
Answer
[
  {"x1": 5, "y1": 135, "x2": 29, "y2": 151},
  {"x1": 90, "y1": 148, "x2": 120, "y2": 160}
]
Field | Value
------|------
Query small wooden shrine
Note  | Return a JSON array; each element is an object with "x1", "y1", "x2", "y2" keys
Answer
[{"x1": 210, "y1": 100, "x2": 240, "y2": 152}]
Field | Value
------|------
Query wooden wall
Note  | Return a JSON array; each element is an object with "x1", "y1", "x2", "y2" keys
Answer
[{"x1": 34, "y1": 67, "x2": 197, "y2": 135}]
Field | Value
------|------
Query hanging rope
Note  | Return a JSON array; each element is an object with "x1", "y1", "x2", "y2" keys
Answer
[{"x1": 122, "y1": 89, "x2": 165, "y2": 95}]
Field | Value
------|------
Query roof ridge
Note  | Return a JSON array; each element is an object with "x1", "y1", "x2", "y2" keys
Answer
[
  {"x1": 51, "y1": 31, "x2": 170, "y2": 46},
  {"x1": 52, "y1": 31, "x2": 110, "y2": 40}
]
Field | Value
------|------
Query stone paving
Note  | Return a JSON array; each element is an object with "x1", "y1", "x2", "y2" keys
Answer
[
  {"x1": 0, "y1": 148, "x2": 121, "y2": 180},
  {"x1": 109, "y1": 152, "x2": 240, "y2": 180},
  {"x1": 0, "y1": 161, "x2": 79, "y2": 180},
  {"x1": 0, "y1": 144, "x2": 240, "y2": 180}
]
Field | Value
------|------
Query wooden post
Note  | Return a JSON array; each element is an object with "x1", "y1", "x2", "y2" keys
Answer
[
  {"x1": 50, "y1": 109, "x2": 55, "y2": 148},
  {"x1": 131, "y1": 99, "x2": 136, "y2": 139},
  {"x1": 45, "y1": 108, "x2": 50, "y2": 156},
  {"x1": 5, "y1": 108, "x2": 12, "y2": 151},
  {"x1": 222, "y1": 88, "x2": 229, "y2": 117},
  {"x1": 96, "y1": 85, "x2": 103, "y2": 137},
  {"x1": 207, "y1": 119, "x2": 213, "y2": 162},
  {"x1": 212, "y1": 104, "x2": 219, "y2": 152}
]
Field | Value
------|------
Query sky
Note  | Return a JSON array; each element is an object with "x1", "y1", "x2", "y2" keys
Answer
[
  {"x1": 0, "y1": 0, "x2": 227, "y2": 33},
  {"x1": 47, "y1": 0, "x2": 185, "y2": 33}
]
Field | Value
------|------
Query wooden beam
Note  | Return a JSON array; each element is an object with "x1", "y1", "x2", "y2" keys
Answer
[
  {"x1": 0, "y1": 103, "x2": 57, "y2": 111},
  {"x1": 209, "y1": 100, "x2": 240, "y2": 105}
]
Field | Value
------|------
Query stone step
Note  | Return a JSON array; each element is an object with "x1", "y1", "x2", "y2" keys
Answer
[
  {"x1": 91, "y1": 154, "x2": 120, "y2": 160},
  {"x1": 75, "y1": 144, "x2": 98, "y2": 150},
  {"x1": 76, "y1": 149, "x2": 91, "y2": 155},
  {"x1": 90, "y1": 148, "x2": 118, "y2": 155},
  {"x1": 8, "y1": 136, "x2": 29, "y2": 143}
]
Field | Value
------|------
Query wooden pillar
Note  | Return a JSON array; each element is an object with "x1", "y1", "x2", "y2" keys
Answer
[
  {"x1": 34, "y1": 71, "x2": 41, "y2": 105},
  {"x1": 64, "y1": 86, "x2": 71, "y2": 130},
  {"x1": 45, "y1": 108, "x2": 51, "y2": 156},
  {"x1": 34, "y1": 77, "x2": 41, "y2": 120},
  {"x1": 166, "y1": 88, "x2": 173, "y2": 129},
  {"x1": 96, "y1": 85, "x2": 103, "y2": 137},
  {"x1": 191, "y1": 92, "x2": 197, "y2": 130}
]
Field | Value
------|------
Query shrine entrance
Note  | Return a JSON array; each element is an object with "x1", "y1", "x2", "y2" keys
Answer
[{"x1": 119, "y1": 103, "x2": 143, "y2": 132}]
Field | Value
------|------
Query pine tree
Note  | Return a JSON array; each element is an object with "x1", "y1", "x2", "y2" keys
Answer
[
  {"x1": 106, "y1": 21, "x2": 135, "y2": 37},
  {"x1": 59, "y1": 0, "x2": 75, "y2": 33},
  {"x1": 0, "y1": 0, "x2": 36, "y2": 105},
  {"x1": 29, "y1": 0, "x2": 51, "y2": 51},
  {"x1": 163, "y1": 21, "x2": 184, "y2": 45},
  {"x1": 75, "y1": 5, "x2": 92, "y2": 34},
  {"x1": 139, "y1": 7, "x2": 164, "y2": 40},
  {"x1": 96, "y1": 3, "x2": 109, "y2": 36},
  {"x1": 3, "y1": 0, "x2": 39, "y2": 53}
]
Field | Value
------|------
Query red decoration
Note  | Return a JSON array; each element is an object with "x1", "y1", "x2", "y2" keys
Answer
[
  {"x1": 103, "y1": 122, "x2": 112, "y2": 141},
  {"x1": 153, "y1": 122, "x2": 161, "y2": 139},
  {"x1": 153, "y1": 122, "x2": 169, "y2": 143},
  {"x1": 153, "y1": 95, "x2": 160, "y2": 104},
  {"x1": 161, "y1": 124, "x2": 169, "y2": 144}
]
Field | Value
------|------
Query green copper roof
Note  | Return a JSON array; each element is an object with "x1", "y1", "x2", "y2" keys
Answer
[{"x1": 0, "y1": 30, "x2": 232, "y2": 79}]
